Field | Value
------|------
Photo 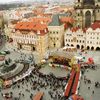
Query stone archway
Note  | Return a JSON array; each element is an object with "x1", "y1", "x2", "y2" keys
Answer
[
  {"x1": 71, "y1": 44, "x2": 74, "y2": 47},
  {"x1": 66, "y1": 44, "x2": 69, "y2": 46},
  {"x1": 81, "y1": 45, "x2": 84, "y2": 49},
  {"x1": 31, "y1": 45, "x2": 36, "y2": 51},
  {"x1": 85, "y1": 11, "x2": 91, "y2": 28},
  {"x1": 87, "y1": 46, "x2": 90, "y2": 50},
  {"x1": 76, "y1": 45, "x2": 80, "y2": 49},
  {"x1": 91, "y1": 46, "x2": 94, "y2": 50},
  {"x1": 96, "y1": 47, "x2": 100, "y2": 51}
]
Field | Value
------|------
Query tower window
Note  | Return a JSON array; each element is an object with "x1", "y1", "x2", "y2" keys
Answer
[{"x1": 78, "y1": 0, "x2": 80, "y2": 2}]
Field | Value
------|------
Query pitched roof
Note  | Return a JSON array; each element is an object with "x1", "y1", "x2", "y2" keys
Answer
[
  {"x1": 15, "y1": 22, "x2": 47, "y2": 31},
  {"x1": 60, "y1": 17, "x2": 75, "y2": 24},
  {"x1": 29, "y1": 17, "x2": 51, "y2": 24},
  {"x1": 49, "y1": 14, "x2": 62, "y2": 26},
  {"x1": 14, "y1": 22, "x2": 48, "y2": 36},
  {"x1": 90, "y1": 21, "x2": 100, "y2": 30}
]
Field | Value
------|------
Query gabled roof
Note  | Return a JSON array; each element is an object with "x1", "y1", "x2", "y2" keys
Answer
[
  {"x1": 49, "y1": 14, "x2": 62, "y2": 26},
  {"x1": 15, "y1": 22, "x2": 48, "y2": 31},
  {"x1": 90, "y1": 21, "x2": 100, "y2": 30},
  {"x1": 14, "y1": 21, "x2": 48, "y2": 36},
  {"x1": 60, "y1": 17, "x2": 75, "y2": 24}
]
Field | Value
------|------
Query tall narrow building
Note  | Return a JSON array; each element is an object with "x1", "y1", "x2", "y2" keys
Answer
[
  {"x1": 74, "y1": 0, "x2": 100, "y2": 28},
  {"x1": 48, "y1": 14, "x2": 64, "y2": 49}
]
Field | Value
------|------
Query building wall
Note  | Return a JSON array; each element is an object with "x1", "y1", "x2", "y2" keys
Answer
[
  {"x1": 48, "y1": 24, "x2": 64, "y2": 49},
  {"x1": 12, "y1": 30, "x2": 48, "y2": 60},
  {"x1": 86, "y1": 28, "x2": 100, "y2": 50},
  {"x1": 74, "y1": 0, "x2": 100, "y2": 28},
  {"x1": 64, "y1": 28, "x2": 100, "y2": 50},
  {"x1": 64, "y1": 29, "x2": 85, "y2": 49}
]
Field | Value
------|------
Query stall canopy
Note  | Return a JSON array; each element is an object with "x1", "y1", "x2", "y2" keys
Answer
[{"x1": 69, "y1": 94, "x2": 84, "y2": 100}]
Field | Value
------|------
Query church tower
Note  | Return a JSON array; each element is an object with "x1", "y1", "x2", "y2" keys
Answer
[{"x1": 74, "y1": 0, "x2": 100, "y2": 28}]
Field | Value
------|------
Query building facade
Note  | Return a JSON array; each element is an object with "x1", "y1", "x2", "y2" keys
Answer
[
  {"x1": 64, "y1": 28, "x2": 86, "y2": 49},
  {"x1": 64, "y1": 22, "x2": 100, "y2": 50},
  {"x1": 12, "y1": 22, "x2": 48, "y2": 61},
  {"x1": 48, "y1": 14, "x2": 64, "y2": 49},
  {"x1": 74, "y1": 0, "x2": 100, "y2": 28}
]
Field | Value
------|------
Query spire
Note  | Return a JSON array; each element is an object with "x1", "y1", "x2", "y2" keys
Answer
[{"x1": 49, "y1": 14, "x2": 62, "y2": 26}]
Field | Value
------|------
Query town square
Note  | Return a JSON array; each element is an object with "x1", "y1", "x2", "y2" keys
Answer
[{"x1": 0, "y1": 0, "x2": 100, "y2": 100}]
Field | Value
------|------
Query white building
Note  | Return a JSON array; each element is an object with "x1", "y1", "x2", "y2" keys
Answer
[
  {"x1": 64, "y1": 22, "x2": 100, "y2": 50},
  {"x1": 64, "y1": 28, "x2": 85, "y2": 49}
]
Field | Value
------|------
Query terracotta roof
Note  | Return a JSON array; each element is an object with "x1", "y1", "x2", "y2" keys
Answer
[
  {"x1": 15, "y1": 11, "x2": 21, "y2": 17},
  {"x1": 71, "y1": 27, "x2": 80, "y2": 32},
  {"x1": 90, "y1": 21, "x2": 100, "y2": 30},
  {"x1": 60, "y1": 17, "x2": 75, "y2": 24},
  {"x1": 15, "y1": 22, "x2": 48, "y2": 36},
  {"x1": 15, "y1": 22, "x2": 47, "y2": 30},
  {"x1": 29, "y1": 17, "x2": 51, "y2": 24}
]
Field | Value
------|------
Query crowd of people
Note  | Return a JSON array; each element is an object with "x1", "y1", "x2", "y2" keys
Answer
[
  {"x1": 0, "y1": 65, "x2": 69, "y2": 100},
  {"x1": 80, "y1": 64, "x2": 100, "y2": 96}
]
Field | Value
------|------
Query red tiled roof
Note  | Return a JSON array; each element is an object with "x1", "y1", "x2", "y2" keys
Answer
[
  {"x1": 29, "y1": 17, "x2": 51, "y2": 24},
  {"x1": 90, "y1": 21, "x2": 100, "y2": 30},
  {"x1": 15, "y1": 22, "x2": 48, "y2": 36},
  {"x1": 60, "y1": 17, "x2": 75, "y2": 24},
  {"x1": 71, "y1": 27, "x2": 80, "y2": 32},
  {"x1": 82, "y1": 28, "x2": 87, "y2": 33}
]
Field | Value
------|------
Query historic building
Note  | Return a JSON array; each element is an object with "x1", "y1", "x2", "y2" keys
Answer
[
  {"x1": 48, "y1": 14, "x2": 65, "y2": 49},
  {"x1": 12, "y1": 22, "x2": 48, "y2": 61},
  {"x1": 86, "y1": 21, "x2": 100, "y2": 50},
  {"x1": 64, "y1": 28, "x2": 86, "y2": 49},
  {"x1": 64, "y1": 21, "x2": 100, "y2": 50},
  {"x1": 74, "y1": 0, "x2": 100, "y2": 28}
]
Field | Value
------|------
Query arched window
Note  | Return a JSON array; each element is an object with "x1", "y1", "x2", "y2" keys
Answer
[
  {"x1": 85, "y1": 11, "x2": 91, "y2": 28},
  {"x1": 76, "y1": 45, "x2": 80, "y2": 49}
]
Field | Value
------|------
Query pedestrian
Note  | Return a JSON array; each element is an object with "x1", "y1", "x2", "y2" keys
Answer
[
  {"x1": 88, "y1": 87, "x2": 90, "y2": 90},
  {"x1": 92, "y1": 90, "x2": 94, "y2": 94}
]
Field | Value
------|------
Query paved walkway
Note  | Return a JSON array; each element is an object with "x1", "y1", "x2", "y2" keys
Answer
[{"x1": 79, "y1": 65, "x2": 100, "y2": 100}]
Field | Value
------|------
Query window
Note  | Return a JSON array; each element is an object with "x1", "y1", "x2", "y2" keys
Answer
[
  {"x1": 78, "y1": 0, "x2": 80, "y2": 2},
  {"x1": 69, "y1": 39, "x2": 70, "y2": 42},
  {"x1": 66, "y1": 39, "x2": 67, "y2": 42},
  {"x1": 56, "y1": 32, "x2": 58, "y2": 34},
  {"x1": 78, "y1": 13, "x2": 79, "y2": 16},
  {"x1": 90, "y1": 41, "x2": 92, "y2": 44},
  {"x1": 97, "y1": 37, "x2": 99, "y2": 39},
  {"x1": 83, "y1": 40, "x2": 84, "y2": 43},
  {"x1": 87, "y1": 41, "x2": 89, "y2": 43},
  {"x1": 80, "y1": 40, "x2": 81, "y2": 43}
]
